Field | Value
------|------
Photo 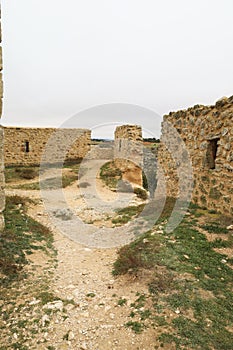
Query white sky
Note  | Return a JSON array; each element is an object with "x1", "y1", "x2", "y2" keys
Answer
[{"x1": 1, "y1": 0, "x2": 233, "y2": 138}]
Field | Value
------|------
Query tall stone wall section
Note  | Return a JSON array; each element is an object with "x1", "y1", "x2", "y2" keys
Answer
[
  {"x1": 0, "y1": 8, "x2": 4, "y2": 230},
  {"x1": 4, "y1": 127, "x2": 91, "y2": 166},
  {"x1": 158, "y1": 96, "x2": 233, "y2": 215},
  {"x1": 114, "y1": 125, "x2": 143, "y2": 187}
]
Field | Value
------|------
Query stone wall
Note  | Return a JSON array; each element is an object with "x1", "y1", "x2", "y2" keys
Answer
[
  {"x1": 114, "y1": 125, "x2": 143, "y2": 187},
  {"x1": 89, "y1": 142, "x2": 114, "y2": 160},
  {"x1": 158, "y1": 96, "x2": 233, "y2": 215},
  {"x1": 0, "y1": 7, "x2": 4, "y2": 230},
  {"x1": 4, "y1": 127, "x2": 91, "y2": 166}
]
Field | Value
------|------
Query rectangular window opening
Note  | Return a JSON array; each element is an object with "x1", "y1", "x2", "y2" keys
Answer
[
  {"x1": 206, "y1": 138, "x2": 219, "y2": 169},
  {"x1": 25, "y1": 141, "x2": 30, "y2": 153},
  {"x1": 119, "y1": 139, "x2": 122, "y2": 151}
]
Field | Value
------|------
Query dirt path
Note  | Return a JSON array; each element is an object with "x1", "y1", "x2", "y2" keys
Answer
[{"x1": 6, "y1": 175, "x2": 159, "y2": 349}]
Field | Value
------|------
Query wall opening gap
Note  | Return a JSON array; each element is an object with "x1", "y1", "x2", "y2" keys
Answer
[
  {"x1": 206, "y1": 138, "x2": 219, "y2": 169},
  {"x1": 25, "y1": 141, "x2": 30, "y2": 153}
]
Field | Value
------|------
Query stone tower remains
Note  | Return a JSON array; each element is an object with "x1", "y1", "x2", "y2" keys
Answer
[{"x1": 114, "y1": 125, "x2": 143, "y2": 187}]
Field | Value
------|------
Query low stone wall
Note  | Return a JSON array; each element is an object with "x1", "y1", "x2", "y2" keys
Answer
[
  {"x1": 4, "y1": 127, "x2": 91, "y2": 166},
  {"x1": 114, "y1": 125, "x2": 143, "y2": 187},
  {"x1": 158, "y1": 96, "x2": 233, "y2": 215}
]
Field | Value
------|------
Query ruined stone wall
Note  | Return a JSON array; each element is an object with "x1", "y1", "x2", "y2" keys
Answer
[
  {"x1": 158, "y1": 96, "x2": 233, "y2": 215},
  {"x1": 89, "y1": 142, "x2": 114, "y2": 160},
  {"x1": 0, "y1": 8, "x2": 5, "y2": 230},
  {"x1": 114, "y1": 125, "x2": 143, "y2": 187},
  {"x1": 4, "y1": 127, "x2": 91, "y2": 166}
]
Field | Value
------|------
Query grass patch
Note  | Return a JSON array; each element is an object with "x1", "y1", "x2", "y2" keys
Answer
[
  {"x1": 200, "y1": 224, "x2": 229, "y2": 234},
  {"x1": 5, "y1": 166, "x2": 39, "y2": 183},
  {"x1": 125, "y1": 321, "x2": 145, "y2": 333},
  {"x1": 134, "y1": 187, "x2": 148, "y2": 200},
  {"x1": 112, "y1": 204, "x2": 145, "y2": 225},
  {"x1": 86, "y1": 292, "x2": 96, "y2": 298},
  {"x1": 0, "y1": 196, "x2": 55, "y2": 284},
  {"x1": 0, "y1": 196, "x2": 59, "y2": 349},
  {"x1": 113, "y1": 231, "x2": 161, "y2": 275},
  {"x1": 38, "y1": 291, "x2": 59, "y2": 305},
  {"x1": 117, "y1": 297, "x2": 127, "y2": 306},
  {"x1": 61, "y1": 173, "x2": 77, "y2": 188},
  {"x1": 113, "y1": 199, "x2": 233, "y2": 349},
  {"x1": 99, "y1": 161, "x2": 122, "y2": 189},
  {"x1": 10, "y1": 173, "x2": 77, "y2": 191}
]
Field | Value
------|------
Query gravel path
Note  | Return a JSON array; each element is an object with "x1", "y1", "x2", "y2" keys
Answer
[{"x1": 6, "y1": 172, "x2": 159, "y2": 349}]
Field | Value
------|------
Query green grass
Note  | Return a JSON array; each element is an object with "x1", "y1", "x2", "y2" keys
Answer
[
  {"x1": 117, "y1": 297, "x2": 127, "y2": 306},
  {"x1": 9, "y1": 173, "x2": 77, "y2": 190},
  {"x1": 5, "y1": 164, "x2": 78, "y2": 190},
  {"x1": 113, "y1": 200, "x2": 233, "y2": 349},
  {"x1": 200, "y1": 224, "x2": 229, "y2": 234},
  {"x1": 134, "y1": 187, "x2": 148, "y2": 200},
  {"x1": 112, "y1": 230, "x2": 161, "y2": 275},
  {"x1": 125, "y1": 321, "x2": 145, "y2": 333},
  {"x1": 99, "y1": 161, "x2": 122, "y2": 189},
  {"x1": 0, "y1": 196, "x2": 55, "y2": 283},
  {"x1": 112, "y1": 204, "x2": 145, "y2": 225},
  {"x1": 0, "y1": 195, "x2": 59, "y2": 349},
  {"x1": 5, "y1": 166, "x2": 39, "y2": 183},
  {"x1": 0, "y1": 195, "x2": 77, "y2": 349},
  {"x1": 86, "y1": 292, "x2": 96, "y2": 298}
]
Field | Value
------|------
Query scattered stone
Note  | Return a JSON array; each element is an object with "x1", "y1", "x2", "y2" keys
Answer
[
  {"x1": 68, "y1": 331, "x2": 75, "y2": 341},
  {"x1": 53, "y1": 208, "x2": 73, "y2": 220},
  {"x1": 66, "y1": 304, "x2": 75, "y2": 311},
  {"x1": 80, "y1": 342, "x2": 88, "y2": 350},
  {"x1": 43, "y1": 300, "x2": 63, "y2": 311},
  {"x1": 227, "y1": 225, "x2": 233, "y2": 230},
  {"x1": 104, "y1": 305, "x2": 111, "y2": 312},
  {"x1": 41, "y1": 315, "x2": 50, "y2": 327},
  {"x1": 84, "y1": 248, "x2": 92, "y2": 252},
  {"x1": 29, "y1": 298, "x2": 40, "y2": 306}
]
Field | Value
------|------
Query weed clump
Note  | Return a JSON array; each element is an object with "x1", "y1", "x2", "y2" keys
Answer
[{"x1": 134, "y1": 187, "x2": 148, "y2": 200}]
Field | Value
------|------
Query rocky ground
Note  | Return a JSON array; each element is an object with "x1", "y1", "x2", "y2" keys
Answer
[{"x1": 4, "y1": 167, "x2": 160, "y2": 349}]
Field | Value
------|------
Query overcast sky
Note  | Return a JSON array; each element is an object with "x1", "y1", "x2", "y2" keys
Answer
[{"x1": 1, "y1": 0, "x2": 232, "y2": 138}]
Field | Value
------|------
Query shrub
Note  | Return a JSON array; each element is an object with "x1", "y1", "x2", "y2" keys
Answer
[{"x1": 134, "y1": 187, "x2": 148, "y2": 200}]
